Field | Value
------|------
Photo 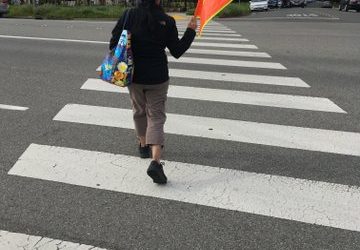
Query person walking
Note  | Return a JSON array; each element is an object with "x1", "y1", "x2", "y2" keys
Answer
[{"x1": 109, "y1": 0, "x2": 197, "y2": 184}]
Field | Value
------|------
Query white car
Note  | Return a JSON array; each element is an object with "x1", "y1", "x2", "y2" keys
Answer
[{"x1": 250, "y1": 0, "x2": 269, "y2": 11}]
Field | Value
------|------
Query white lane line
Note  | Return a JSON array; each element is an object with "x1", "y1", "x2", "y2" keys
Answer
[
  {"x1": 178, "y1": 29, "x2": 236, "y2": 34},
  {"x1": 180, "y1": 33, "x2": 243, "y2": 37},
  {"x1": 81, "y1": 78, "x2": 344, "y2": 113},
  {"x1": 168, "y1": 57, "x2": 286, "y2": 70},
  {"x1": 197, "y1": 33, "x2": 242, "y2": 37},
  {"x1": 9, "y1": 143, "x2": 360, "y2": 232},
  {"x1": 0, "y1": 35, "x2": 251, "y2": 49},
  {"x1": 94, "y1": 67, "x2": 308, "y2": 87},
  {"x1": 192, "y1": 42, "x2": 257, "y2": 49},
  {"x1": 54, "y1": 104, "x2": 360, "y2": 157},
  {"x1": 184, "y1": 48, "x2": 271, "y2": 58},
  {"x1": 176, "y1": 23, "x2": 226, "y2": 27},
  {"x1": 0, "y1": 34, "x2": 108, "y2": 44},
  {"x1": 196, "y1": 37, "x2": 249, "y2": 42},
  {"x1": 239, "y1": 17, "x2": 340, "y2": 21},
  {"x1": 178, "y1": 26, "x2": 230, "y2": 31},
  {"x1": 0, "y1": 230, "x2": 105, "y2": 250},
  {"x1": 0, "y1": 104, "x2": 28, "y2": 111}
]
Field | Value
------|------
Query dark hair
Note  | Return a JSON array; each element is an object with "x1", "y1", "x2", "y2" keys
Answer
[{"x1": 131, "y1": 0, "x2": 164, "y2": 35}]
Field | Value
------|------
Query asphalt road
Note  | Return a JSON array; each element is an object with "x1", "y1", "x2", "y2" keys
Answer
[{"x1": 1, "y1": 7, "x2": 360, "y2": 249}]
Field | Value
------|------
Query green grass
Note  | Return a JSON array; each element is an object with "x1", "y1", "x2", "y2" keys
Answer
[
  {"x1": 8, "y1": 4, "x2": 34, "y2": 17},
  {"x1": 217, "y1": 3, "x2": 250, "y2": 18},
  {"x1": 8, "y1": 4, "x2": 126, "y2": 19}
]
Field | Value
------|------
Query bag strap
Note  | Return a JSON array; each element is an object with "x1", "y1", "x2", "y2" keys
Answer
[{"x1": 122, "y1": 9, "x2": 130, "y2": 30}]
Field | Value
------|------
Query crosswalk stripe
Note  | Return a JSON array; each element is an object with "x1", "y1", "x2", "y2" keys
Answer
[
  {"x1": 180, "y1": 33, "x2": 242, "y2": 37},
  {"x1": 53, "y1": 104, "x2": 360, "y2": 157},
  {"x1": 81, "y1": 78, "x2": 344, "y2": 113},
  {"x1": 9, "y1": 143, "x2": 360, "y2": 232},
  {"x1": 169, "y1": 69, "x2": 308, "y2": 86},
  {"x1": 192, "y1": 42, "x2": 257, "y2": 49},
  {"x1": 94, "y1": 67, "x2": 308, "y2": 87},
  {"x1": 177, "y1": 25, "x2": 233, "y2": 30},
  {"x1": 0, "y1": 104, "x2": 28, "y2": 111},
  {"x1": 176, "y1": 23, "x2": 227, "y2": 28},
  {"x1": 168, "y1": 57, "x2": 286, "y2": 70},
  {"x1": 0, "y1": 230, "x2": 105, "y2": 250},
  {"x1": 178, "y1": 29, "x2": 236, "y2": 34},
  {"x1": 196, "y1": 37, "x2": 249, "y2": 42},
  {"x1": 184, "y1": 48, "x2": 271, "y2": 58}
]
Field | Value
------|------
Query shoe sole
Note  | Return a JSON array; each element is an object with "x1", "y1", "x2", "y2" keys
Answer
[{"x1": 147, "y1": 169, "x2": 167, "y2": 184}]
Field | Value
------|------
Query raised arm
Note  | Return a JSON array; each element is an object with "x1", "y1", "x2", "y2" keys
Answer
[{"x1": 166, "y1": 16, "x2": 197, "y2": 59}]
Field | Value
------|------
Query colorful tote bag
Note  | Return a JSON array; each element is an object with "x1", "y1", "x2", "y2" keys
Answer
[{"x1": 99, "y1": 11, "x2": 134, "y2": 87}]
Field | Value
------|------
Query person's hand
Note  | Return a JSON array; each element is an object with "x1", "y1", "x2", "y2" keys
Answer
[{"x1": 187, "y1": 16, "x2": 197, "y2": 31}]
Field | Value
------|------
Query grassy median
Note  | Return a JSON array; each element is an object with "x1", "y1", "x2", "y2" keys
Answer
[
  {"x1": 8, "y1": 4, "x2": 126, "y2": 19},
  {"x1": 8, "y1": 3, "x2": 250, "y2": 20}
]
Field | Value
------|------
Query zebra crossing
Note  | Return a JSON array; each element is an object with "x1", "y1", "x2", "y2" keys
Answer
[{"x1": 5, "y1": 20, "x2": 360, "y2": 248}]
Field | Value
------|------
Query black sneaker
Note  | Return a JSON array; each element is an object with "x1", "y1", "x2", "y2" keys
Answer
[
  {"x1": 147, "y1": 161, "x2": 167, "y2": 184},
  {"x1": 139, "y1": 145, "x2": 151, "y2": 159}
]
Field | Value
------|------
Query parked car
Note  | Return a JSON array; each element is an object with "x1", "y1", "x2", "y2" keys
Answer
[
  {"x1": 339, "y1": 0, "x2": 360, "y2": 11},
  {"x1": 268, "y1": 0, "x2": 281, "y2": 8},
  {"x1": 321, "y1": 0, "x2": 333, "y2": 7},
  {"x1": 0, "y1": 0, "x2": 9, "y2": 17},
  {"x1": 281, "y1": 0, "x2": 292, "y2": 7},
  {"x1": 290, "y1": 0, "x2": 306, "y2": 7},
  {"x1": 250, "y1": 0, "x2": 269, "y2": 11}
]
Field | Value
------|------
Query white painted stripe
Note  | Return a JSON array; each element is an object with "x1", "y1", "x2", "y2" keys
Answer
[
  {"x1": 196, "y1": 37, "x2": 249, "y2": 42},
  {"x1": 81, "y1": 78, "x2": 344, "y2": 113},
  {"x1": 184, "y1": 48, "x2": 271, "y2": 58},
  {"x1": 168, "y1": 57, "x2": 286, "y2": 70},
  {"x1": 0, "y1": 35, "x2": 252, "y2": 50},
  {"x1": 176, "y1": 25, "x2": 232, "y2": 29},
  {"x1": 0, "y1": 104, "x2": 28, "y2": 111},
  {"x1": 0, "y1": 230, "x2": 105, "y2": 250},
  {"x1": 176, "y1": 22, "x2": 225, "y2": 27},
  {"x1": 179, "y1": 29, "x2": 237, "y2": 34},
  {"x1": 192, "y1": 42, "x2": 257, "y2": 49},
  {"x1": 9, "y1": 143, "x2": 360, "y2": 232},
  {"x1": 181, "y1": 29, "x2": 235, "y2": 33},
  {"x1": 239, "y1": 16, "x2": 340, "y2": 21},
  {"x1": 54, "y1": 104, "x2": 360, "y2": 156},
  {"x1": 0, "y1": 34, "x2": 108, "y2": 44},
  {"x1": 169, "y1": 69, "x2": 308, "y2": 86},
  {"x1": 199, "y1": 33, "x2": 242, "y2": 37},
  {"x1": 180, "y1": 33, "x2": 242, "y2": 37},
  {"x1": 199, "y1": 31, "x2": 240, "y2": 35},
  {"x1": 178, "y1": 26, "x2": 229, "y2": 30},
  {"x1": 95, "y1": 67, "x2": 308, "y2": 87}
]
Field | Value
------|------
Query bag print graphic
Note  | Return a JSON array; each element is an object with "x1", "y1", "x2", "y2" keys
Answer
[{"x1": 99, "y1": 29, "x2": 134, "y2": 87}]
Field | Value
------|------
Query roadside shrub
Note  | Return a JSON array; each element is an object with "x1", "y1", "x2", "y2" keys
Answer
[
  {"x1": 11, "y1": 4, "x2": 126, "y2": 19},
  {"x1": 217, "y1": 3, "x2": 250, "y2": 18},
  {"x1": 186, "y1": 8, "x2": 194, "y2": 15},
  {"x1": 8, "y1": 5, "x2": 34, "y2": 17}
]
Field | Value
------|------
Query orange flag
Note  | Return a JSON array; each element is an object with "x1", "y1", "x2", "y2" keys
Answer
[{"x1": 194, "y1": 0, "x2": 233, "y2": 35}]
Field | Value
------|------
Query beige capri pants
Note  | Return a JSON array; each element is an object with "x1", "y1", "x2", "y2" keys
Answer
[{"x1": 128, "y1": 81, "x2": 169, "y2": 146}]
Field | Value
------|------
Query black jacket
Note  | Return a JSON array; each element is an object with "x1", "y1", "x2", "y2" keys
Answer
[{"x1": 109, "y1": 8, "x2": 196, "y2": 85}]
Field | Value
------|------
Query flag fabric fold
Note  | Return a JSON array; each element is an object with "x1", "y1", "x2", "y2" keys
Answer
[{"x1": 194, "y1": 0, "x2": 233, "y2": 35}]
